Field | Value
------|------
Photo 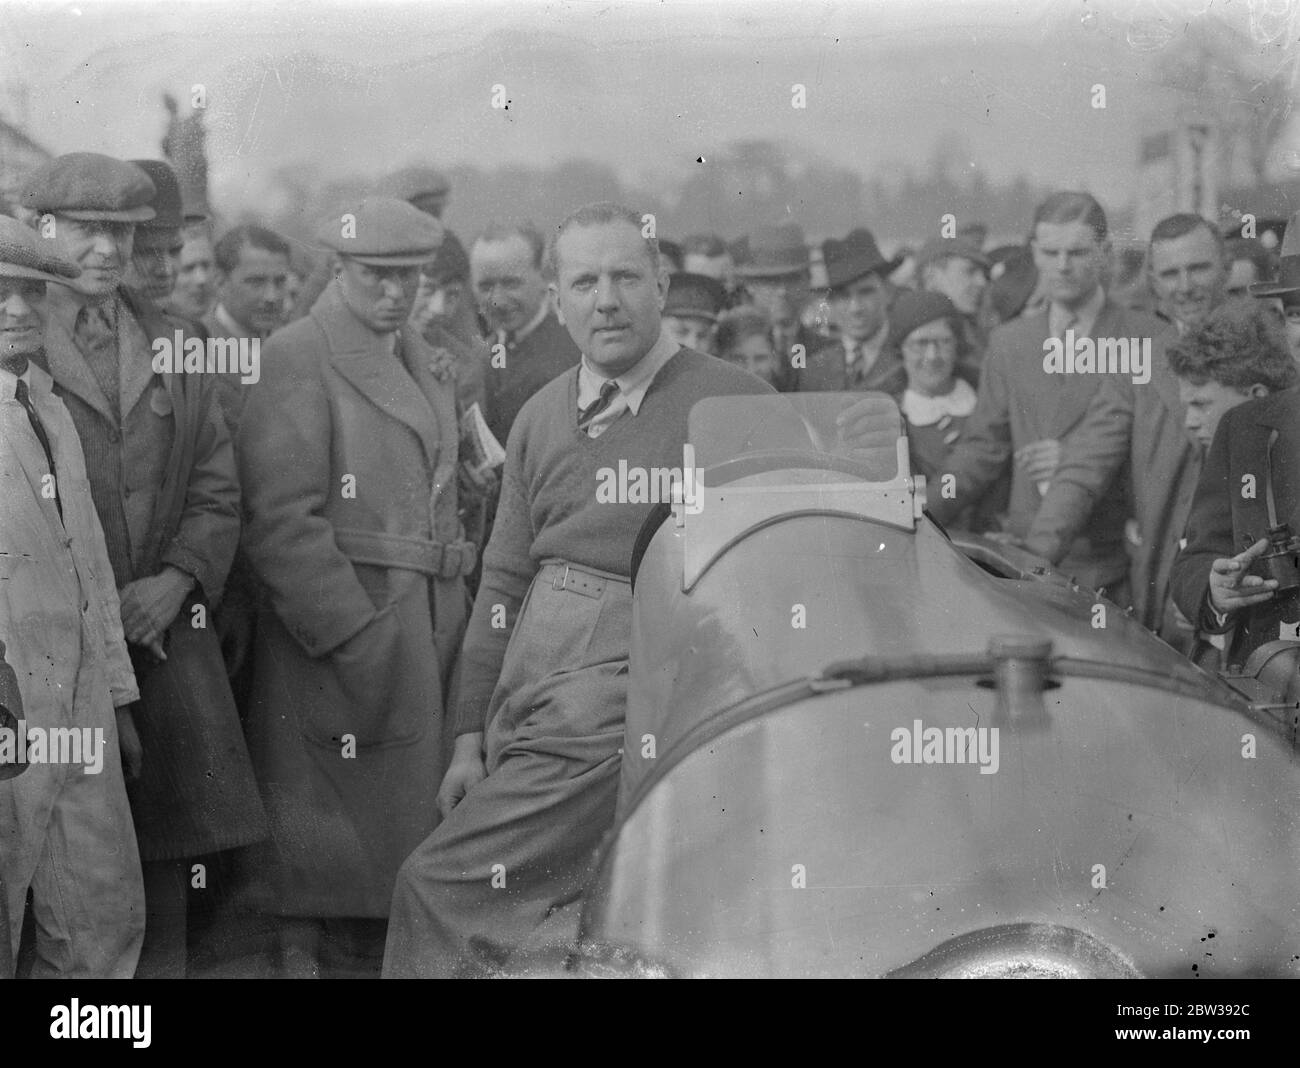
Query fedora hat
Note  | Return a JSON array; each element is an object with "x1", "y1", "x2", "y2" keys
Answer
[
  {"x1": 734, "y1": 223, "x2": 809, "y2": 279},
  {"x1": 822, "y1": 228, "x2": 900, "y2": 291}
]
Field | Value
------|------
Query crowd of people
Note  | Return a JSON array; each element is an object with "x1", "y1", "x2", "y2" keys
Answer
[{"x1": 0, "y1": 150, "x2": 1296, "y2": 979}]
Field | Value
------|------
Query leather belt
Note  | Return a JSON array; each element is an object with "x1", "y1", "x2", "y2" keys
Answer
[
  {"x1": 334, "y1": 527, "x2": 477, "y2": 581},
  {"x1": 541, "y1": 560, "x2": 630, "y2": 599}
]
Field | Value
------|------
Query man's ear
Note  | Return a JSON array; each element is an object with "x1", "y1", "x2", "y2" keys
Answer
[
  {"x1": 655, "y1": 264, "x2": 670, "y2": 310},
  {"x1": 550, "y1": 282, "x2": 564, "y2": 326}
]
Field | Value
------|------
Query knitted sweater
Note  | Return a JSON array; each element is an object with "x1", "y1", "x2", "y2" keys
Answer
[{"x1": 456, "y1": 347, "x2": 775, "y2": 732}]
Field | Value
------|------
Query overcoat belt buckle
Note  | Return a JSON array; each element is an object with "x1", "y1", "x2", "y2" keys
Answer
[{"x1": 552, "y1": 564, "x2": 603, "y2": 598}]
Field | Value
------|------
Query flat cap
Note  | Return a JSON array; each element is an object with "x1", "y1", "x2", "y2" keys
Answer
[
  {"x1": 0, "y1": 214, "x2": 81, "y2": 284},
  {"x1": 914, "y1": 235, "x2": 990, "y2": 271},
  {"x1": 377, "y1": 165, "x2": 451, "y2": 203},
  {"x1": 663, "y1": 271, "x2": 725, "y2": 321},
  {"x1": 19, "y1": 152, "x2": 156, "y2": 223},
  {"x1": 319, "y1": 197, "x2": 444, "y2": 266},
  {"x1": 129, "y1": 159, "x2": 185, "y2": 248}
]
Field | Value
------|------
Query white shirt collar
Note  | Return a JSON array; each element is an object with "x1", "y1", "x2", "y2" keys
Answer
[
  {"x1": 500, "y1": 300, "x2": 551, "y2": 347},
  {"x1": 577, "y1": 325, "x2": 680, "y2": 417},
  {"x1": 0, "y1": 360, "x2": 34, "y2": 400},
  {"x1": 1048, "y1": 284, "x2": 1105, "y2": 339},
  {"x1": 901, "y1": 377, "x2": 977, "y2": 426},
  {"x1": 842, "y1": 319, "x2": 889, "y2": 369}
]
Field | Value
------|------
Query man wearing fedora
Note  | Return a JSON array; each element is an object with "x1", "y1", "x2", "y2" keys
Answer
[
  {"x1": 18, "y1": 151, "x2": 265, "y2": 977},
  {"x1": 734, "y1": 222, "x2": 821, "y2": 392},
  {"x1": 1024, "y1": 212, "x2": 1229, "y2": 648},
  {"x1": 930, "y1": 191, "x2": 1164, "y2": 601},
  {"x1": 797, "y1": 228, "x2": 905, "y2": 396},
  {"x1": 1250, "y1": 215, "x2": 1300, "y2": 367},
  {"x1": 237, "y1": 197, "x2": 477, "y2": 977},
  {"x1": 662, "y1": 270, "x2": 725, "y2": 355},
  {"x1": 0, "y1": 215, "x2": 146, "y2": 978}
]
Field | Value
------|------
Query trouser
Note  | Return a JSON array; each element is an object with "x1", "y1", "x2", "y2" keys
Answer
[
  {"x1": 0, "y1": 750, "x2": 145, "y2": 978},
  {"x1": 383, "y1": 560, "x2": 631, "y2": 978}
]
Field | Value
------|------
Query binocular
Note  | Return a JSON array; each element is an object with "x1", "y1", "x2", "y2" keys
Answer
[{"x1": 1260, "y1": 523, "x2": 1300, "y2": 594}]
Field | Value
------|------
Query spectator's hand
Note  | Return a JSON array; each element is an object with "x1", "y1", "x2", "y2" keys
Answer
[
  {"x1": 437, "y1": 732, "x2": 487, "y2": 819},
  {"x1": 1208, "y1": 537, "x2": 1279, "y2": 616},
  {"x1": 120, "y1": 567, "x2": 193, "y2": 653},
  {"x1": 1014, "y1": 439, "x2": 1062, "y2": 484},
  {"x1": 116, "y1": 707, "x2": 143, "y2": 781}
]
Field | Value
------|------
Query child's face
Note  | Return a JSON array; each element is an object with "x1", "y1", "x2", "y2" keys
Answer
[{"x1": 727, "y1": 333, "x2": 777, "y2": 383}]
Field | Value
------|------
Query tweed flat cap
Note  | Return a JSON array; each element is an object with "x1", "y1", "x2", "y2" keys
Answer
[
  {"x1": 0, "y1": 215, "x2": 81, "y2": 283},
  {"x1": 319, "y1": 197, "x2": 444, "y2": 266},
  {"x1": 129, "y1": 159, "x2": 185, "y2": 249},
  {"x1": 19, "y1": 152, "x2": 156, "y2": 223}
]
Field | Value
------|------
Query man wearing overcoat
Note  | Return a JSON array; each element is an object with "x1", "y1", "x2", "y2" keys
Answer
[{"x1": 238, "y1": 197, "x2": 477, "y2": 976}]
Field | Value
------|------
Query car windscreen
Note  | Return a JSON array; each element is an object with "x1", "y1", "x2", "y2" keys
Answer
[{"x1": 687, "y1": 391, "x2": 903, "y2": 483}]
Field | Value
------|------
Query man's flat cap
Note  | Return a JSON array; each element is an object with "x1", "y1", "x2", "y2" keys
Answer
[
  {"x1": 0, "y1": 214, "x2": 81, "y2": 284},
  {"x1": 19, "y1": 152, "x2": 156, "y2": 223},
  {"x1": 914, "y1": 235, "x2": 990, "y2": 272},
  {"x1": 663, "y1": 271, "x2": 725, "y2": 321},
  {"x1": 129, "y1": 159, "x2": 185, "y2": 248},
  {"x1": 319, "y1": 197, "x2": 444, "y2": 266}
]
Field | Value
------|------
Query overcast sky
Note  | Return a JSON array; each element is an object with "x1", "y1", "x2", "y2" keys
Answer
[{"x1": 1, "y1": 0, "x2": 1295, "y2": 218}]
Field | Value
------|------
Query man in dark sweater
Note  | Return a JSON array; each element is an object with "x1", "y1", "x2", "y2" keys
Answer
[
  {"x1": 383, "y1": 203, "x2": 775, "y2": 978},
  {"x1": 471, "y1": 222, "x2": 581, "y2": 445}
]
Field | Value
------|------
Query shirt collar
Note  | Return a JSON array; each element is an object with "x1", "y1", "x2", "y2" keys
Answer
[
  {"x1": 501, "y1": 301, "x2": 551, "y2": 347},
  {"x1": 0, "y1": 361, "x2": 33, "y2": 400},
  {"x1": 578, "y1": 325, "x2": 680, "y2": 416},
  {"x1": 46, "y1": 281, "x2": 106, "y2": 336},
  {"x1": 843, "y1": 319, "x2": 889, "y2": 366},
  {"x1": 1048, "y1": 284, "x2": 1105, "y2": 339}
]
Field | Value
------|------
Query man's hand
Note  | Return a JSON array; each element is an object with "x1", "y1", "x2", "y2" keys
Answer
[
  {"x1": 1014, "y1": 439, "x2": 1062, "y2": 485},
  {"x1": 437, "y1": 731, "x2": 486, "y2": 819},
  {"x1": 1208, "y1": 537, "x2": 1279, "y2": 616},
  {"x1": 116, "y1": 706, "x2": 143, "y2": 781},
  {"x1": 120, "y1": 566, "x2": 194, "y2": 655}
]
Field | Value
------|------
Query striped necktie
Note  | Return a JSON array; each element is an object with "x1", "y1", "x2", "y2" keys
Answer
[{"x1": 578, "y1": 380, "x2": 619, "y2": 431}]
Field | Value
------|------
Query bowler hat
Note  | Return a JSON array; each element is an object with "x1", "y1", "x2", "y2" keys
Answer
[
  {"x1": 914, "y1": 235, "x2": 991, "y2": 272},
  {"x1": 663, "y1": 271, "x2": 725, "y2": 322},
  {"x1": 821, "y1": 228, "x2": 900, "y2": 291},
  {"x1": 19, "y1": 152, "x2": 156, "y2": 223},
  {"x1": 0, "y1": 215, "x2": 81, "y2": 284},
  {"x1": 420, "y1": 230, "x2": 470, "y2": 283},
  {"x1": 129, "y1": 159, "x2": 185, "y2": 249},
  {"x1": 734, "y1": 223, "x2": 810, "y2": 279},
  {"x1": 319, "y1": 197, "x2": 444, "y2": 266},
  {"x1": 1250, "y1": 209, "x2": 1300, "y2": 298}
]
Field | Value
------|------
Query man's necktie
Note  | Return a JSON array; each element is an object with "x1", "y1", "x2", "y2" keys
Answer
[
  {"x1": 75, "y1": 304, "x2": 120, "y2": 411},
  {"x1": 14, "y1": 378, "x2": 62, "y2": 521},
  {"x1": 578, "y1": 380, "x2": 620, "y2": 431}
]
